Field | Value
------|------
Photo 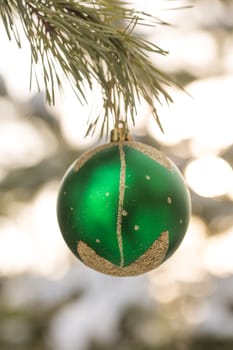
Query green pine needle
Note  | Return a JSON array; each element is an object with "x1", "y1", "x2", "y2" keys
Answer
[{"x1": 0, "y1": 0, "x2": 176, "y2": 137}]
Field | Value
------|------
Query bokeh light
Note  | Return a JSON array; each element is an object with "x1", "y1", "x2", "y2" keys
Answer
[
  {"x1": 0, "y1": 1, "x2": 233, "y2": 350},
  {"x1": 185, "y1": 156, "x2": 233, "y2": 197}
]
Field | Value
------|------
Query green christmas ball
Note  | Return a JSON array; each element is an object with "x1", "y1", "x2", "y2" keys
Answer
[{"x1": 57, "y1": 141, "x2": 191, "y2": 276}]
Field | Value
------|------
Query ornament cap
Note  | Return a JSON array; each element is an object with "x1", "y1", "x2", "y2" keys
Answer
[{"x1": 110, "y1": 121, "x2": 132, "y2": 142}]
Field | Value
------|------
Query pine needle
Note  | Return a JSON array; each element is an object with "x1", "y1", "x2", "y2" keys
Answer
[{"x1": 0, "y1": 0, "x2": 177, "y2": 136}]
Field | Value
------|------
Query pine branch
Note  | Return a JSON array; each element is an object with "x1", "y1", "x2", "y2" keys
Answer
[{"x1": 0, "y1": 0, "x2": 175, "y2": 137}]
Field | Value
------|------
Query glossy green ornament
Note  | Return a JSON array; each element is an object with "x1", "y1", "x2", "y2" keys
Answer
[{"x1": 57, "y1": 141, "x2": 191, "y2": 276}]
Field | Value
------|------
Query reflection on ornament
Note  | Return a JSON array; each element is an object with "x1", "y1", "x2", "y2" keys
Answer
[{"x1": 57, "y1": 140, "x2": 191, "y2": 276}]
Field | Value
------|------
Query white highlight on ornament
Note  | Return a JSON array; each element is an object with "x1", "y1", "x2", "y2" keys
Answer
[
  {"x1": 167, "y1": 197, "x2": 172, "y2": 204},
  {"x1": 105, "y1": 192, "x2": 110, "y2": 197},
  {"x1": 122, "y1": 210, "x2": 128, "y2": 216},
  {"x1": 185, "y1": 156, "x2": 233, "y2": 198},
  {"x1": 145, "y1": 175, "x2": 151, "y2": 180},
  {"x1": 96, "y1": 239, "x2": 101, "y2": 244},
  {"x1": 134, "y1": 225, "x2": 140, "y2": 231}
]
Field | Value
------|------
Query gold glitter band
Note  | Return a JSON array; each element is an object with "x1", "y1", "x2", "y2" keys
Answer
[
  {"x1": 77, "y1": 231, "x2": 169, "y2": 276},
  {"x1": 117, "y1": 144, "x2": 126, "y2": 267},
  {"x1": 126, "y1": 141, "x2": 172, "y2": 171},
  {"x1": 74, "y1": 141, "x2": 172, "y2": 173}
]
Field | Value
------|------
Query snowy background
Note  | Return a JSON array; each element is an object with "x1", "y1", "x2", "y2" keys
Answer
[{"x1": 0, "y1": 1, "x2": 233, "y2": 349}]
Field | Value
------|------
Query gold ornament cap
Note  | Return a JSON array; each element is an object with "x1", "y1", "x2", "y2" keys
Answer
[{"x1": 110, "y1": 121, "x2": 132, "y2": 142}]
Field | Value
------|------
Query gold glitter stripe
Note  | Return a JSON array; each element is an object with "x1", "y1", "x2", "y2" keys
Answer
[
  {"x1": 74, "y1": 143, "x2": 114, "y2": 172},
  {"x1": 125, "y1": 141, "x2": 172, "y2": 171},
  {"x1": 117, "y1": 144, "x2": 126, "y2": 267},
  {"x1": 77, "y1": 231, "x2": 169, "y2": 276},
  {"x1": 74, "y1": 141, "x2": 172, "y2": 173}
]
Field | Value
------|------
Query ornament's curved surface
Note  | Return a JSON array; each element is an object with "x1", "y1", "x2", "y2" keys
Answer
[
  {"x1": 57, "y1": 141, "x2": 191, "y2": 276},
  {"x1": 77, "y1": 231, "x2": 169, "y2": 276}
]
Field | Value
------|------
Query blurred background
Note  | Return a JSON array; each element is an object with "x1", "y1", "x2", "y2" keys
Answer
[{"x1": 0, "y1": 0, "x2": 233, "y2": 349}]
